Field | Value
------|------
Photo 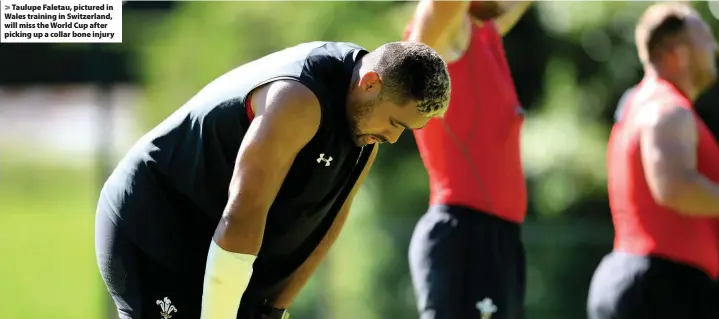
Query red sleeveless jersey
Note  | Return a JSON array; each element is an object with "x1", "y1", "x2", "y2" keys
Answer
[
  {"x1": 412, "y1": 22, "x2": 526, "y2": 222},
  {"x1": 608, "y1": 76, "x2": 719, "y2": 278}
]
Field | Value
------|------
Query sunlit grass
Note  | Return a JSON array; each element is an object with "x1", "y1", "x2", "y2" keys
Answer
[{"x1": 0, "y1": 156, "x2": 103, "y2": 319}]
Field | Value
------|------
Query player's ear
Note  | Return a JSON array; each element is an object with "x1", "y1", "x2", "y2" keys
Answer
[
  {"x1": 672, "y1": 44, "x2": 691, "y2": 69},
  {"x1": 359, "y1": 71, "x2": 382, "y2": 97}
]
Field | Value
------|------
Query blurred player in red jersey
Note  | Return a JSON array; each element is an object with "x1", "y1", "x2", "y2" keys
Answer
[
  {"x1": 404, "y1": 1, "x2": 532, "y2": 319},
  {"x1": 588, "y1": 3, "x2": 719, "y2": 319}
]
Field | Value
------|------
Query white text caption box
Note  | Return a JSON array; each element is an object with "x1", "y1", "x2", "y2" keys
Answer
[{"x1": 1, "y1": 0, "x2": 122, "y2": 43}]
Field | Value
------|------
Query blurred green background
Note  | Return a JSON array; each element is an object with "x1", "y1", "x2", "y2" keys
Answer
[{"x1": 4, "y1": 1, "x2": 719, "y2": 318}]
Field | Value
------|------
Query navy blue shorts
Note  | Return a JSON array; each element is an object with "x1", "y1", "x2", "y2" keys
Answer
[
  {"x1": 95, "y1": 208, "x2": 272, "y2": 319},
  {"x1": 587, "y1": 252, "x2": 719, "y2": 319},
  {"x1": 409, "y1": 205, "x2": 526, "y2": 319}
]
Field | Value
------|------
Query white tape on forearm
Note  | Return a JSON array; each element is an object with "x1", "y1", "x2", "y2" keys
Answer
[{"x1": 201, "y1": 240, "x2": 257, "y2": 319}]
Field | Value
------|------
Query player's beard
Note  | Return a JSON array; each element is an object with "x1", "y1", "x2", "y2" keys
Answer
[{"x1": 348, "y1": 98, "x2": 377, "y2": 146}]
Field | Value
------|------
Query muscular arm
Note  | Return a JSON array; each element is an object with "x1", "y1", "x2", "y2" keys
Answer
[
  {"x1": 492, "y1": 1, "x2": 533, "y2": 36},
  {"x1": 407, "y1": 0, "x2": 531, "y2": 61},
  {"x1": 640, "y1": 105, "x2": 719, "y2": 216},
  {"x1": 269, "y1": 145, "x2": 379, "y2": 309},
  {"x1": 202, "y1": 80, "x2": 321, "y2": 319},
  {"x1": 215, "y1": 80, "x2": 321, "y2": 253},
  {"x1": 406, "y1": 0, "x2": 470, "y2": 60}
]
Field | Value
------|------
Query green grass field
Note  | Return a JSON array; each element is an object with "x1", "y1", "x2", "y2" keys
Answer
[{"x1": 0, "y1": 156, "x2": 104, "y2": 318}]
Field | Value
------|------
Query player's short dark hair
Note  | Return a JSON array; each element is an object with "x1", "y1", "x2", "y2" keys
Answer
[
  {"x1": 367, "y1": 42, "x2": 451, "y2": 117},
  {"x1": 636, "y1": 3, "x2": 696, "y2": 65}
]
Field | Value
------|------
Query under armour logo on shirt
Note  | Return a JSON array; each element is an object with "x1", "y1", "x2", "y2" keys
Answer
[{"x1": 316, "y1": 153, "x2": 333, "y2": 166}]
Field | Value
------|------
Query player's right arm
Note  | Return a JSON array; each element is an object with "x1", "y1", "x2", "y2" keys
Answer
[
  {"x1": 406, "y1": 0, "x2": 470, "y2": 61},
  {"x1": 201, "y1": 80, "x2": 322, "y2": 319},
  {"x1": 641, "y1": 104, "x2": 719, "y2": 216}
]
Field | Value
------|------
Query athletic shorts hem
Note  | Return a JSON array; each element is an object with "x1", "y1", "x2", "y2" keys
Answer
[{"x1": 117, "y1": 309, "x2": 132, "y2": 319}]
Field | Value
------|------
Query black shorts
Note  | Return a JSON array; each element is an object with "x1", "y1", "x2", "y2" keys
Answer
[
  {"x1": 587, "y1": 251, "x2": 719, "y2": 319},
  {"x1": 408, "y1": 205, "x2": 526, "y2": 319},
  {"x1": 95, "y1": 209, "x2": 270, "y2": 319}
]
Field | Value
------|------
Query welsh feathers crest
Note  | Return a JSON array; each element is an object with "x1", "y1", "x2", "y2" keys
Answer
[{"x1": 156, "y1": 297, "x2": 178, "y2": 319}]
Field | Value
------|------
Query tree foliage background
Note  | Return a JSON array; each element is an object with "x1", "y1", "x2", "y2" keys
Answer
[{"x1": 130, "y1": 2, "x2": 719, "y2": 318}]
